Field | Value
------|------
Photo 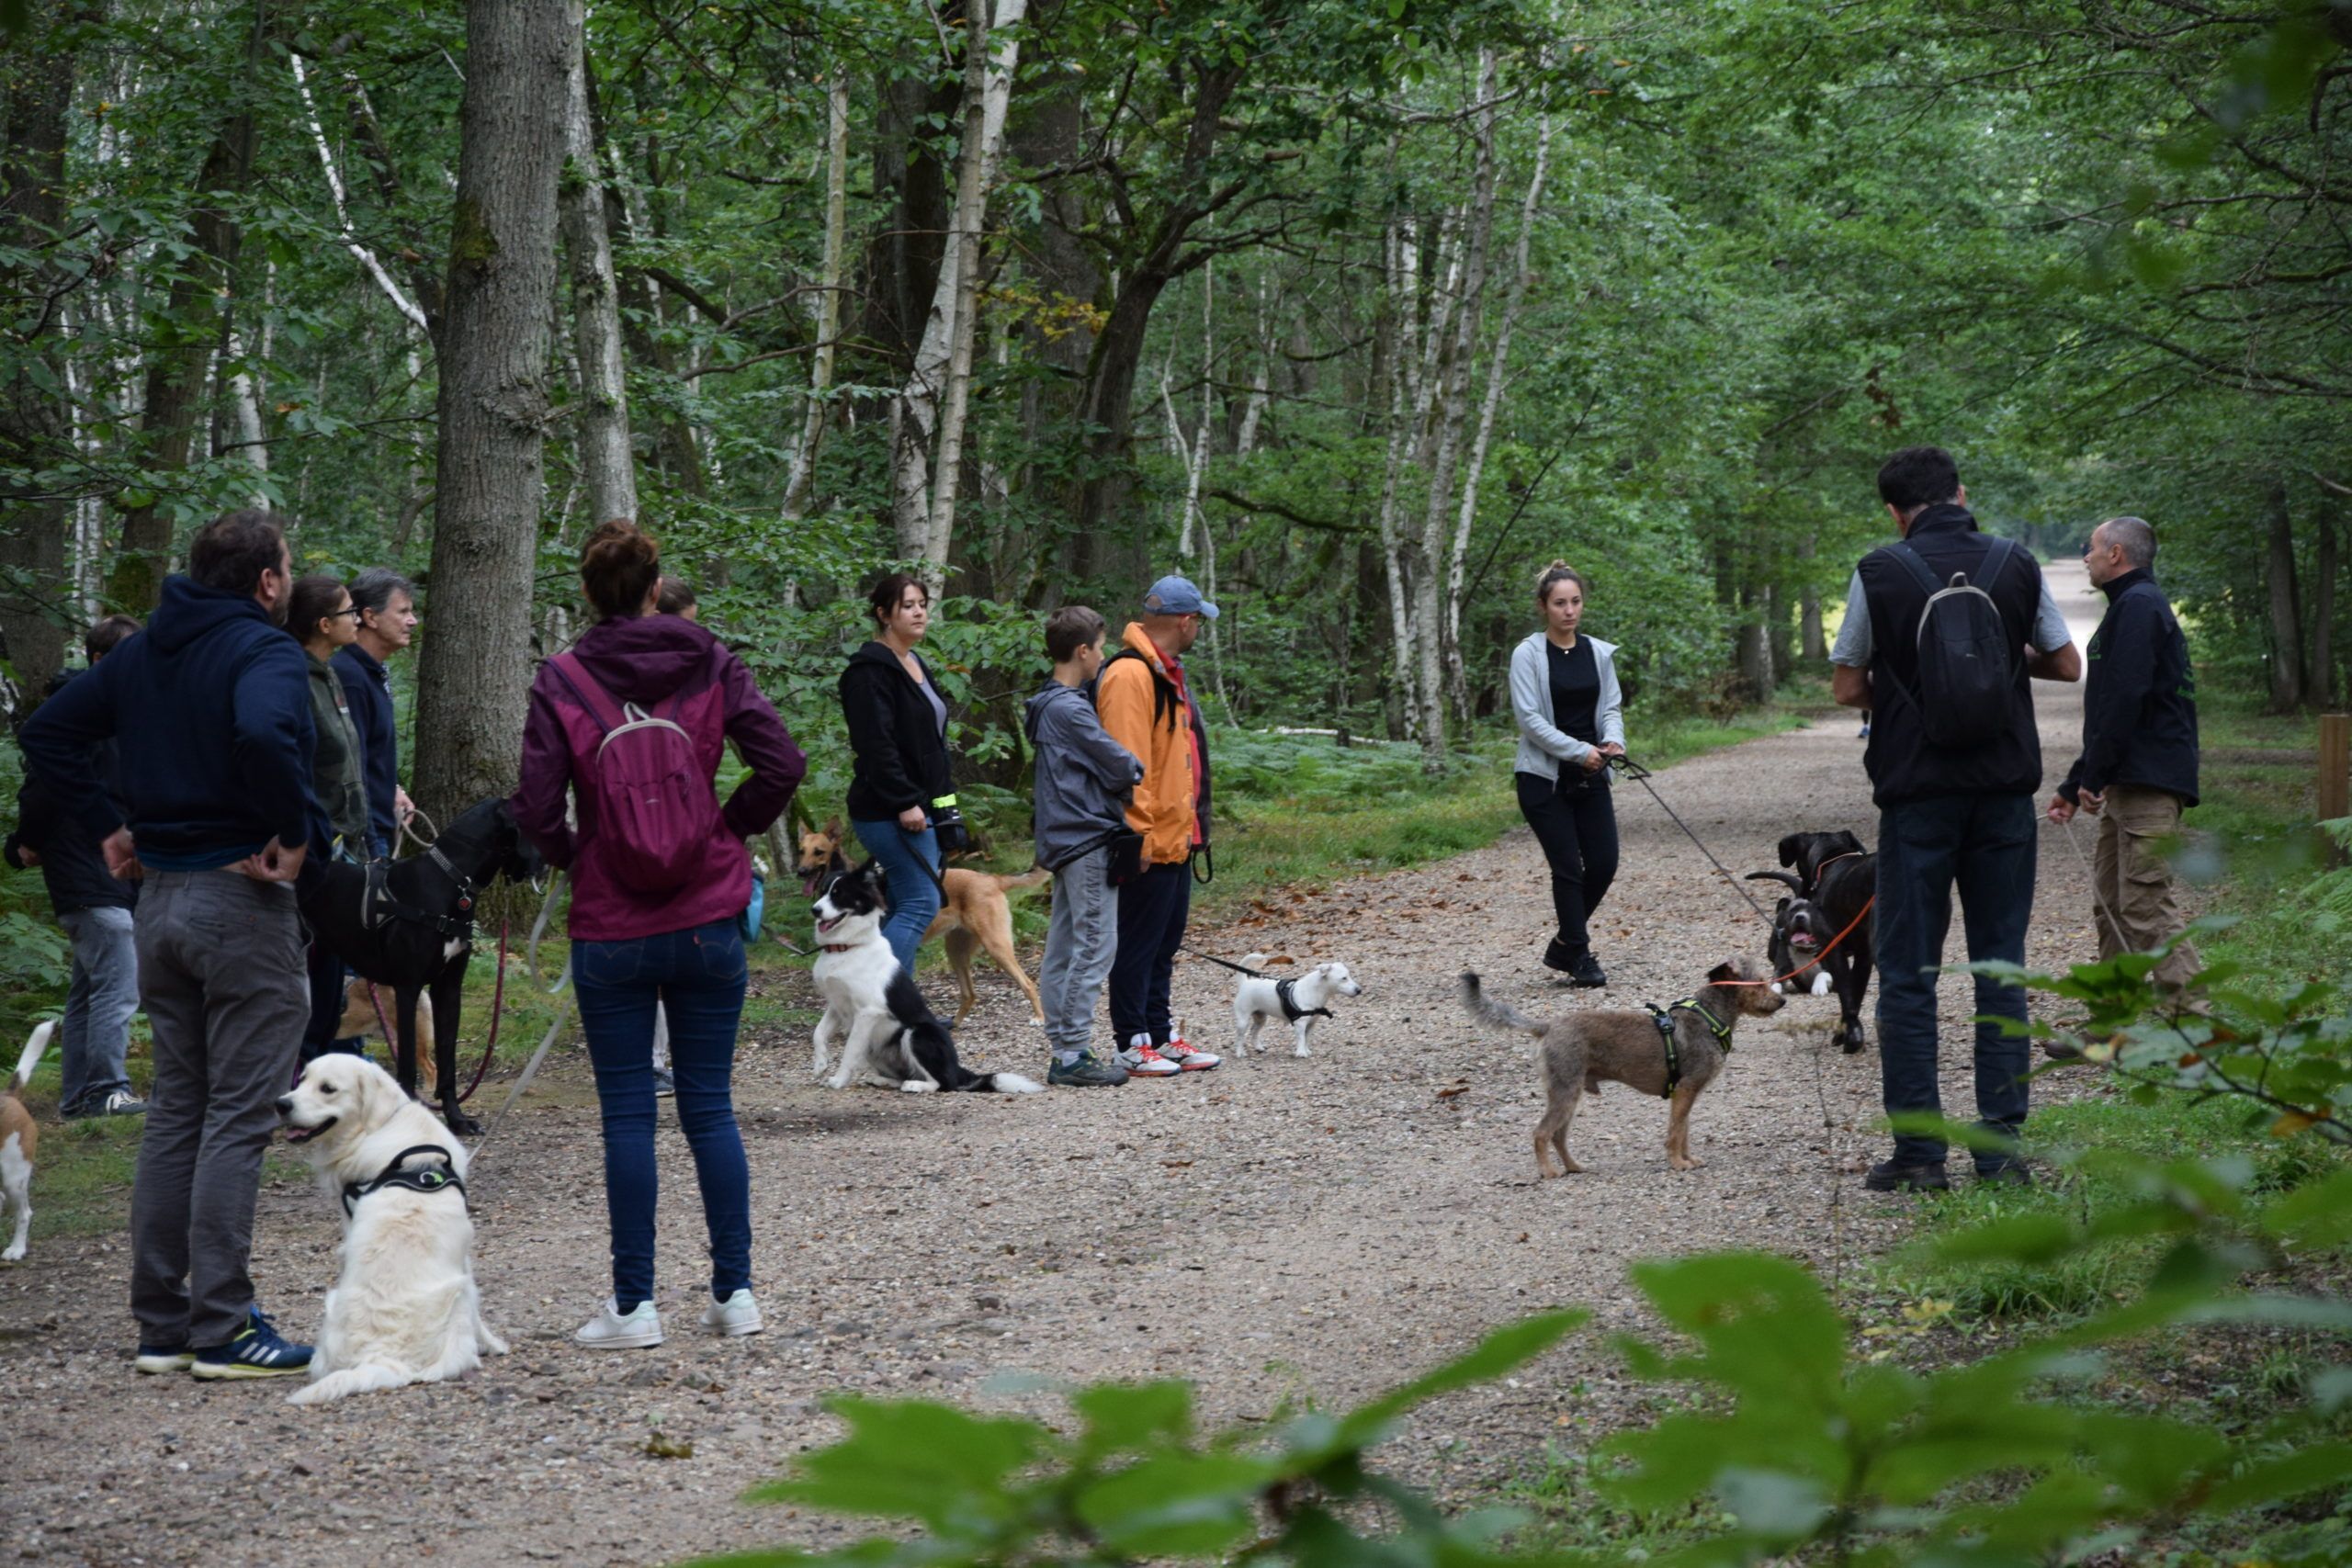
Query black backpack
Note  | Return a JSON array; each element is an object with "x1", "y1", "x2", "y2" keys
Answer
[{"x1": 1885, "y1": 537, "x2": 2019, "y2": 749}]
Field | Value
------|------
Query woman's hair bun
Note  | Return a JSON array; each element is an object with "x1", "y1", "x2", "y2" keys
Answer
[
  {"x1": 1534, "y1": 559, "x2": 1587, "y2": 602},
  {"x1": 580, "y1": 518, "x2": 662, "y2": 621}
]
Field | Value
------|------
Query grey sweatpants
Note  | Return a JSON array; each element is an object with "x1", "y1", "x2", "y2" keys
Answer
[
  {"x1": 129, "y1": 869, "x2": 308, "y2": 1349},
  {"x1": 1040, "y1": 845, "x2": 1119, "y2": 1056}
]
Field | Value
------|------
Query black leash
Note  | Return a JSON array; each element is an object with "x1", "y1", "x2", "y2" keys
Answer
[
  {"x1": 1181, "y1": 946, "x2": 1266, "y2": 978},
  {"x1": 1606, "y1": 753, "x2": 1775, "y2": 926}
]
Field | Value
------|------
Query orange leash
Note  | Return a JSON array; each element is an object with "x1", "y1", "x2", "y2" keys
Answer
[{"x1": 1713, "y1": 895, "x2": 1875, "y2": 988}]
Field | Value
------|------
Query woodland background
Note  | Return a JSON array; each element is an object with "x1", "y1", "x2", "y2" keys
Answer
[{"x1": 0, "y1": 0, "x2": 2345, "y2": 829}]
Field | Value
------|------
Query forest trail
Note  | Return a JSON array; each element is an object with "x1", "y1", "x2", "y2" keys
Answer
[{"x1": 5, "y1": 564, "x2": 2116, "y2": 1567}]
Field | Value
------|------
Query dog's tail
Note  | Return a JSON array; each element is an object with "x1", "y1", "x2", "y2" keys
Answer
[
  {"x1": 1242, "y1": 953, "x2": 1268, "y2": 970},
  {"x1": 6, "y1": 1021, "x2": 56, "y2": 1098},
  {"x1": 969, "y1": 1071, "x2": 1046, "y2": 1095},
  {"x1": 287, "y1": 1361, "x2": 417, "y2": 1405},
  {"x1": 1458, "y1": 972, "x2": 1546, "y2": 1037},
  {"x1": 991, "y1": 868, "x2": 1050, "y2": 895}
]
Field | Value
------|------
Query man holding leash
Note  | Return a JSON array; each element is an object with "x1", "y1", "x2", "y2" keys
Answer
[
  {"x1": 1097, "y1": 577, "x2": 1223, "y2": 1076},
  {"x1": 2047, "y1": 516, "x2": 2200, "y2": 991},
  {"x1": 335, "y1": 566, "x2": 419, "y2": 859},
  {"x1": 22, "y1": 510, "x2": 322, "y2": 1379},
  {"x1": 1832, "y1": 446, "x2": 2080, "y2": 1191}
]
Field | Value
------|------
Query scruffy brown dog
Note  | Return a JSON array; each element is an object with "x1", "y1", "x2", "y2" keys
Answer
[{"x1": 1460, "y1": 961, "x2": 1785, "y2": 1175}]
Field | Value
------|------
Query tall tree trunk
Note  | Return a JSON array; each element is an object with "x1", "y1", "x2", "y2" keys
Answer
[
  {"x1": 781, "y1": 75, "x2": 850, "y2": 524},
  {"x1": 560, "y1": 0, "x2": 635, "y2": 527},
  {"x1": 0, "y1": 3, "x2": 76, "y2": 690},
  {"x1": 2264, "y1": 479, "x2": 2306, "y2": 713},
  {"x1": 1799, "y1": 536, "x2": 1826, "y2": 660},
  {"x1": 108, "y1": 3, "x2": 272, "y2": 614},
  {"x1": 1374, "y1": 218, "x2": 1421, "y2": 744},
  {"x1": 2311, "y1": 492, "x2": 2340, "y2": 709},
  {"x1": 412, "y1": 0, "x2": 570, "y2": 820}
]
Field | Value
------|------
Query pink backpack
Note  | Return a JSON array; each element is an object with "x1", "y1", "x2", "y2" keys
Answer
[{"x1": 548, "y1": 654, "x2": 720, "y2": 894}]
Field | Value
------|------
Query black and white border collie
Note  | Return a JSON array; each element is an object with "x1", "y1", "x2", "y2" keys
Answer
[{"x1": 808, "y1": 863, "x2": 1043, "y2": 1095}]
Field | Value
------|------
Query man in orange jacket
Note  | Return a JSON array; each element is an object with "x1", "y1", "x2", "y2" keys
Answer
[{"x1": 1095, "y1": 576, "x2": 1223, "y2": 1075}]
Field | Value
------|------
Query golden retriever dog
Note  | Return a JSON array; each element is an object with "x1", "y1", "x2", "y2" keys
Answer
[{"x1": 275, "y1": 1054, "x2": 505, "y2": 1404}]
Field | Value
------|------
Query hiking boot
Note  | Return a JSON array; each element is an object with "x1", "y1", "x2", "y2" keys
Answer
[
  {"x1": 1863, "y1": 1159, "x2": 1951, "y2": 1193},
  {"x1": 133, "y1": 1342, "x2": 194, "y2": 1375},
  {"x1": 101, "y1": 1089, "x2": 148, "y2": 1117},
  {"x1": 191, "y1": 1308, "x2": 312, "y2": 1380},
  {"x1": 1160, "y1": 1037, "x2": 1220, "y2": 1071},
  {"x1": 1568, "y1": 953, "x2": 1608, "y2": 989},
  {"x1": 1048, "y1": 1052, "x2": 1129, "y2": 1088},
  {"x1": 1116, "y1": 1044, "x2": 1182, "y2": 1077},
  {"x1": 651, "y1": 1067, "x2": 677, "y2": 1099},
  {"x1": 576, "y1": 1298, "x2": 665, "y2": 1349},
  {"x1": 700, "y1": 1289, "x2": 764, "y2": 1337}
]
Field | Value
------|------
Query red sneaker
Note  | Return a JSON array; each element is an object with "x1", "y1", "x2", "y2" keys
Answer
[{"x1": 1159, "y1": 1037, "x2": 1221, "y2": 1071}]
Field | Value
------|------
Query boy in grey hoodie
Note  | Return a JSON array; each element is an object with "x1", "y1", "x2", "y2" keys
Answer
[{"x1": 1023, "y1": 606, "x2": 1145, "y2": 1087}]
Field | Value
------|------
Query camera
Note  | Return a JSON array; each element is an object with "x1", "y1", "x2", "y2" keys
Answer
[{"x1": 929, "y1": 793, "x2": 969, "y2": 854}]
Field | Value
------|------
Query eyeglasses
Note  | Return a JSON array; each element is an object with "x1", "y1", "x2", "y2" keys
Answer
[{"x1": 328, "y1": 606, "x2": 364, "y2": 620}]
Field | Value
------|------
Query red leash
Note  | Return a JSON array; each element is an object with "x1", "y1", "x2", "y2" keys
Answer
[
  {"x1": 364, "y1": 918, "x2": 510, "y2": 1104},
  {"x1": 1713, "y1": 897, "x2": 1876, "y2": 989}
]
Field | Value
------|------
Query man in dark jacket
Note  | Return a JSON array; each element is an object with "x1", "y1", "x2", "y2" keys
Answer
[
  {"x1": 2048, "y1": 516, "x2": 2200, "y2": 989},
  {"x1": 6, "y1": 615, "x2": 146, "y2": 1118},
  {"x1": 20, "y1": 510, "x2": 320, "y2": 1380},
  {"x1": 334, "y1": 567, "x2": 417, "y2": 858},
  {"x1": 1830, "y1": 446, "x2": 2081, "y2": 1192}
]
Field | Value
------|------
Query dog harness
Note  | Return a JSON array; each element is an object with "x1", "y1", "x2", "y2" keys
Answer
[
  {"x1": 1273, "y1": 977, "x2": 1333, "y2": 1024},
  {"x1": 358, "y1": 847, "x2": 480, "y2": 942},
  {"x1": 1644, "y1": 998, "x2": 1734, "y2": 1099},
  {"x1": 341, "y1": 1144, "x2": 467, "y2": 1217}
]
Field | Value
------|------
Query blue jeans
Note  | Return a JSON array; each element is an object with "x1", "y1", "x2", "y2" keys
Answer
[
  {"x1": 572, "y1": 919, "x2": 752, "y2": 1313},
  {"x1": 1874, "y1": 792, "x2": 2037, "y2": 1169},
  {"x1": 58, "y1": 905, "x2": 138, "y2": 1112},
  {"x1": 1110, "y1": 860, "x2": 1191, "y2": 1045},
  {"x1": 850, "y1": 818, "x2": 942, "y2": 975}
]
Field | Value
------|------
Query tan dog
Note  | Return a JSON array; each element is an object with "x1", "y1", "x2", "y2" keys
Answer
[
  {"x1": 1460, "y1": 960, "x2": 1786, "y2": 1175},
  {"x1": 1, "y1": 1021, "x2": 51, "y2": 1261},
  {"x1": 335, "y1": 980, "x2": 437, "y2": 1095},
  {"x1": 797, "y1": 818, "x2": 1046, "y2": 1026}
]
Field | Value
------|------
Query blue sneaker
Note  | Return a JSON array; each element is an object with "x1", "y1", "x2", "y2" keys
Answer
[
  {"x1": 190, "y1": 1308, "x2": 312, "y2": 1380},
  {"x1": 134, "y1": 1342, "x2": 194, "y2": 1375}
]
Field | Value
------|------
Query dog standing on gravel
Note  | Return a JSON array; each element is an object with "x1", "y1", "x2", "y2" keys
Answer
[
  {"x1": 275, "y1": 1053, "x2": 506, "y2": 1404},
  {"x1": 1746, "y1": 829, "x2": 1876, "y2": 1054},
  {"x1": 1460, "y1": 961, "x2": 1784, "y2": 1175},
  {"x1": 797, "y1": 818, "x2": 1048, "y2": 1027},
  {"x1": 1231, "y1": 954, "x2": 1363, "y2": 1058},
  {"x1": 809, "y1": 862, "x2": 1044, "y2": 1095},
  {"x1": 1, "y1": 1021, "x2": 52, "y2": 1261}
]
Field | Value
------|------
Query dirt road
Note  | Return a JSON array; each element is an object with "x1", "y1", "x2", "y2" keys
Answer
[{"x1": 4, "y1": 563, "x2": 2115, "y2": 1567}]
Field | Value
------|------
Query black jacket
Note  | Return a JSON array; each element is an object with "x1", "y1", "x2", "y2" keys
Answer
[
  {"x1": 6, "y1": 673, "x2": 135, "y2": 914},
  {"x1": 2060, "y1": 568, "x2": 2198, "y2": 807},
  {"x1": 1856, "y1": 504, "x2": 2048, "y2": 807},
  {"x1": 840, "y1": 641, "x2": 953, "y2": 820},
  {"x1": 334, "y1": 643, "x2": 399, "y2": 856}
]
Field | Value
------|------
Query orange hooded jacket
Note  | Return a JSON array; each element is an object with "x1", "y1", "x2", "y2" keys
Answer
[{"x1": 1094, "y1": 621, "x2": 1201, "y2": 866}]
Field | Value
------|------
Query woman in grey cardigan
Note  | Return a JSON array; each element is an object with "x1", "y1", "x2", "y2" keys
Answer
[{"x1": 1509, "y1": 561, "x2": 1625, "y2": 987}]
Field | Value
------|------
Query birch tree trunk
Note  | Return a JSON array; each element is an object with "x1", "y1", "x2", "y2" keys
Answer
[
  {"x1": 893, "y1": 0, "x2": 1027, "y2": 573},
  {"x1": 413, "y1": 0, "x2": 571, "y2": 820},
  {"x1": 781, "y1": 76, "x2": 850, "y2": 523},
  {"x1": 1374, "y1": 219, "x2": 1422, "y2": 745},
  {"x1": 560, "y1": 0, "x2": 636, "y2": 527}
]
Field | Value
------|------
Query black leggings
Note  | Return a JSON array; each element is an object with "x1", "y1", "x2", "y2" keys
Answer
[{"x1": 1516, "y1": 770, "x2": 1620, "y2": 956}]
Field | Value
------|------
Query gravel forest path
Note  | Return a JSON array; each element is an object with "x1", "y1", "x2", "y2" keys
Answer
[{"x1": 5, "y1": 564, "x2": 2114, "y2": 1567}]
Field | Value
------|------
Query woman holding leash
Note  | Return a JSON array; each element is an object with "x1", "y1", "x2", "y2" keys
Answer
[
  {"x1": 512, "y1": 520, "x2": 806, "y2": 1351},
  {"x1": 839, "y1": 571, "x2": 956, "y2": 978},
  {"x1": 290, "y1": 573, "x2": 372, "y2": 1063},
  {"x1": 1510, "y1": 561, "x2": 1625, "y2": 987}
]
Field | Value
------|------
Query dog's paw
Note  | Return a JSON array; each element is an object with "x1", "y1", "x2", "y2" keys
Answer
[
  {"x1": 1670, "y1": 1156, "x2": 1705, "y2": 1172},
  {"x1": 899, "y1": 1080, "x2": 937, "y2": 1093},
  {"x1": 1810, "y1": 972, "x2": 1834, "y2": 997},
  {"x1": 1770, "y1": 981, "x2": 1785, "y2": 996},
  {"x1": 442, "y1": 1108, "x2": 483, "y2": 1138},
  {"x1": 1, "y1": 1244, "x2": 24, "y2": 1262}
]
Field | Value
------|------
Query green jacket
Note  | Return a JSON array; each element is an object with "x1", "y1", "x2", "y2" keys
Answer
[{"x1": 305, "y1": 651, "x2": 370, "y2": 852}]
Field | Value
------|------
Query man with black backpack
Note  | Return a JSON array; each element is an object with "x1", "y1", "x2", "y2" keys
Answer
[{"x1": 1830, "y1": 446, "x2": 2081, "y2": 1192}]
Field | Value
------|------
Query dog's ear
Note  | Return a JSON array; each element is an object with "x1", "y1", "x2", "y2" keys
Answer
[
  {"x1": 1774, "y1": 897, "x2": 1791, "y2": 919},
  {"x1": 1834, "y1": 830, "x2": 1865, "y2": 855},
  {"x1": 1777, "y1": 833, "x2": 1804, "y2": 868},
  {"x1": 1707, "y1": 961, "x2": 1739, "y2": 987},
  {"x1": 823, "y1": 817, "x2": 842, "y2": 838}
]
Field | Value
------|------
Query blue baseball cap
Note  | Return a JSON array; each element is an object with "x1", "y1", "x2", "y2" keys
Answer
[{"x1": 1142, "y1": 574, "x2": 1219, "y2": 620}]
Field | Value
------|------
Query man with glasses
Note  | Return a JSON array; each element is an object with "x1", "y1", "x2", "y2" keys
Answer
[{"x1": 334, "y1": 568, "x2": 419, "y2": 859}]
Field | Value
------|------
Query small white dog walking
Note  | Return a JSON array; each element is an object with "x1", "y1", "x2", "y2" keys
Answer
[
  {"x1": 1, "y1": 1021, "x2": 54, "y2": 1262},
  {"x1": 275, "y1": 1055, "x2": 506, "y2": 1404},
  {"x1": 1231, "y1": 954, "x2": 1363, "y2": 1058}
]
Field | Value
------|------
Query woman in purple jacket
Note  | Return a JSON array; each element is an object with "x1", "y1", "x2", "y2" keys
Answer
[{"x1": 512, "y1": 521, "x2": 805, "y2": 1350}]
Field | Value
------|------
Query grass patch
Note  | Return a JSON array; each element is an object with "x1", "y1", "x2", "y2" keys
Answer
[{"x1": 24, "y1": 1111, "x2": 311, "y2": 1244}]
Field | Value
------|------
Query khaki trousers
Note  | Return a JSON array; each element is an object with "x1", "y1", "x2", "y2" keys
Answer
[{"x1": 2091, "y1": 784, "x2": 2199, "y2": 989}]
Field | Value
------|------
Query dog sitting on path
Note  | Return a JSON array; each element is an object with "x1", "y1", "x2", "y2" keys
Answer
[
  {"x1": 1231, "y1": 953, "x2": 1363, "y2": 1058},
  {"x1": 809, "y1": 862, "x2": 1044, "y2": 1095},
  {"x1": 275, "y1": 1054, "x2": 506, "y2": 1404},
  {"x1": 1, "y1": 1021, "x2": 52, "y2": 1261},
  {"x1": 1460, "y1": 961, "x2": 1785, "y2": 1175},
  {"x1": 797, "y1": 818, "x2": 1047, "y2": 1027},
  {"x1": 1746, "y1": 829, "x2": 1876, "y2": 1054}
]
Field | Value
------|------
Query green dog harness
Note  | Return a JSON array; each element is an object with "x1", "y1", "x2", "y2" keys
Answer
[{"x1": 1644, "y1": 998, "x2": 1734, "y2": 1099}]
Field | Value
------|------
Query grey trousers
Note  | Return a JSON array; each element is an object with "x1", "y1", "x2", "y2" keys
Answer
[
  {"x1": 1040, "y1": 845, "x2": 1119, "y2": 1055},
  {"x1": 59, "y1": 904, "x2": 138, "y2": 1112},
  {"x1": 129, "y1": 869, "x2": 308, "y2": 1349}
]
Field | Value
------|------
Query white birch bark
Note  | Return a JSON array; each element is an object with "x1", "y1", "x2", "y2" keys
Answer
[
  {"x1": 561, "y1": 0, "x2": 637, "y2": 526},
  {"x1": 1374, "y1": 219, "x2": 1422, "y2": 744},
  {"x1": 289, "y1": 51, "x2": 429, "y2": 334},
  {"x1": 1443, "y1": 109, "x2": 1551, "y2": 718}
]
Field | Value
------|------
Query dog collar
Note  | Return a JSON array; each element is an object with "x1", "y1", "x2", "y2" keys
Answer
[
  {"x1": 340, "y1": 1144, "x2": 466, "y2": 1218},
  {"x1": 820, "y1": 942, "x2": 855, "y2": 953},
  {"x1": 1273, "y1": 976, "x2": 1333, "y2": 1023}
]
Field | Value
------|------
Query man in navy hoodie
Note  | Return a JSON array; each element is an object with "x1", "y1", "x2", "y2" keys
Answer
[{"x1": 21, "y1": 510, "x2": 322, "y2": 1381}]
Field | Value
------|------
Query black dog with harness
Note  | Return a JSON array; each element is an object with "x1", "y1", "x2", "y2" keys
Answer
[{"x1": 340, "y1": 1144, "x2": 468, "y2": 1218}]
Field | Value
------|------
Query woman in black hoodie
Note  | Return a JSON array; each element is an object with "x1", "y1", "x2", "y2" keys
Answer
[{"x1": 839, "y1": 572, "x2": 952, "y2": 975}]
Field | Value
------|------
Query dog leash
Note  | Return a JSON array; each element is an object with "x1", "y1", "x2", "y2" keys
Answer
[
  {"x1": 2058, "y1": 810, "x2": 2128, "y2": 942},
  {"x1": 1606, "y1": 753, "x2": 1775, "y2": 925},
  {"x1": 1711, "y1": 896, "x2": 1876, "y2": 988},
  {"x1": 1180, "y1": 946, "x2": 1271, "y2": 978},
  {"x1": 465, "y1": 957, "x2": 572, "y2": 1169}
]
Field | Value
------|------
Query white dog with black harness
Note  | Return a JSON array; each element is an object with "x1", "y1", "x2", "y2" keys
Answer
[
  {"x1": 1229, "y1": 953, "x2": 1363, "y2": 1059},
  {"x1": 275, "y1": 1054, "x2": 505, "y2": 1404}
]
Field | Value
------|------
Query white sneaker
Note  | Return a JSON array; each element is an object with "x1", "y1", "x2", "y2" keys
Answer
[
  {"x1": 1116, "y1": 1044, "x2": 1182, "y2": 1077},
  {"x1": 575, "y1": 1298, "x2": 664, "y2": 1349},
  {"x1": 700, "y1": 1289, "x2": 764, "y2": 1337},
  {"x1": 1159, "y1": 1037, "x2": 1222, "y2": 1071}
]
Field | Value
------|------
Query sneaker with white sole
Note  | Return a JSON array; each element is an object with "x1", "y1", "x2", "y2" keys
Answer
[
  {"x1": 576, "y1": 1298, "x2": 665, "y2": 1349},
  {"x1": 134, "y1": 1342, "x2": 194, "y2": 1375},
  {"x1": 190, "y1": 1307, "x2": 312, "y2": 1380},
  {"x1": 700, "y1": 1289, "x2": 764, "y2": 1337},
  {"x1": 1116, "y1": 1043, "x2": 1182, "y2": 1077},
  {"x1": 103, "y1": 1089, "x2": 149, "y2": 1117},
  {"x1": 1159, "y1": 1036, "x2": 1221, "y2": 1071}
]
